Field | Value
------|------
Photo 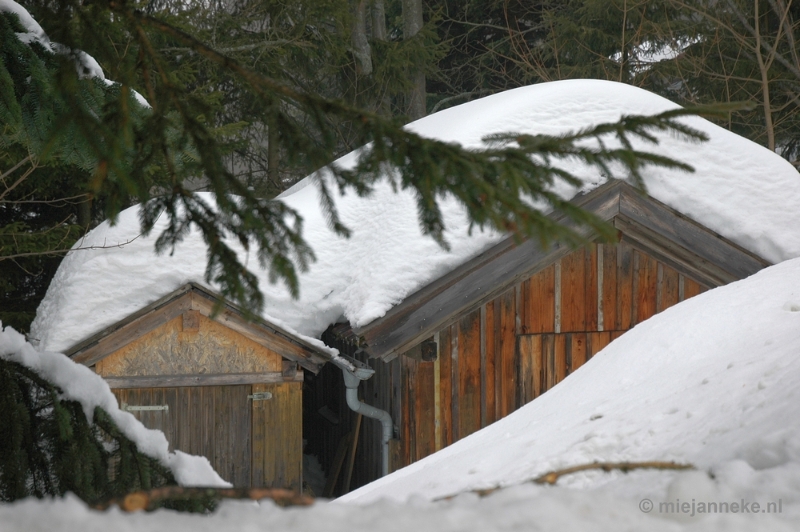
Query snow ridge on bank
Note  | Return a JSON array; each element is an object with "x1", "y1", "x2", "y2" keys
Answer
[
  {"x1": 31, "y1": 80, "x2": 800, "y2": 353},
  {"x1": 0, "y1": 325, "x2": 229, "y2": 488}
]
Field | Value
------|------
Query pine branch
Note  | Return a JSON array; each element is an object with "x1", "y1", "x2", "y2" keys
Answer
[{"x1": 4, "y1": 2, "x2": 739, "y2": 317}]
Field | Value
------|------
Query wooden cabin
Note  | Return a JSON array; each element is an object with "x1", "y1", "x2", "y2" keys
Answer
[
  {"x1": 310, "y1": 179, "x2": 771, "y2": 494},
  {"x1": 66, "y1": 283, "x2": 331, "y2": 490}
]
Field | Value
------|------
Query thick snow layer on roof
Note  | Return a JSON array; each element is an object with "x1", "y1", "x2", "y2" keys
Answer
[
  {"x1": 0, "y1": 324, "x2": 229, "y2": 487},
  {"x1": 31, "y1": 79, "x2": 800, "y2": 352},
  {"x1": 6, "y1": 256, "x2": 800, "y2": 530}
]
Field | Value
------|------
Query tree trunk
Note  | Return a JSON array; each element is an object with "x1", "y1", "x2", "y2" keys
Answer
[
  {"x1": 78, "y1": 196, "x2": 92, "y2": 231},
  {"x1": 268, "y1": 113, "x2": 280, "y2": 191},
  {"x1": 372, "y1": 0, "x2": 391, "y2": 114},
  {"x1": 402, "y1": 0, "x2": 426, "y2": 120},
  {"x1": 753, "y1": 0, "x2": 776, "y2": 151},
  {"x1": 352, "y1": 0, "x2": 373, "y2": 76},
  {"x1": 372, "y1": 0, "x2": 387, "y2": 41}
]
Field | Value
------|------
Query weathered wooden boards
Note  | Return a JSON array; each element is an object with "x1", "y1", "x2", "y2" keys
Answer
[
  {"x1": 383, "y1": 242, "x2": 709, "y2": 473},
  {"x1": 97, "y1": 313, "x2": 282, "y2": 378},
  {"x1": 355, "y1": 180, "x2": 768, "y2": 361},
  {"x1": 94, "y1": 313, "x2": 305, "y2": 389},
  {"x1": 113, "y1": 383, "x2": 301, "y2": 490},
  {"x1": 70, "y1": 283, "x2": 329, "y2": 373},
  {"x1": 251, "y1": 383, "x2": 302, "y2": 491},
  {"x1": 94, "y1": 291, "x2": 307, "y2": 491},
  {"x1": 339, "y1": 182, "x2": 769, "y2": 489}
]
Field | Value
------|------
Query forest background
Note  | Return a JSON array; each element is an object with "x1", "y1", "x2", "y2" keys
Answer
[{"x1": 3, "y1": 0, "x2": 800, "y2": 333}]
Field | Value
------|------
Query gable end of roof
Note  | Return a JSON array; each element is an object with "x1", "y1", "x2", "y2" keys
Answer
[
  {"x1": 67, "y1": 283, "x2": 331, "y2": 373},
  {"x1": 351, "y1": 180, "x2": 770, "y2": 360}
]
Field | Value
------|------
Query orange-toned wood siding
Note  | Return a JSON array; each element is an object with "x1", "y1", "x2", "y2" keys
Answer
[
  {"x1": 386, "y1": 242, "x2": 709, "y2": 472},
  {"x1": 251, "y1": 382, "x2": 303, "y2": 491},
  {"x1": 102, "y1": 312, "x2": 302, "y2": 491},
  {"x1": 96, "y1": 313, "x2": 282, "y2": 377}
]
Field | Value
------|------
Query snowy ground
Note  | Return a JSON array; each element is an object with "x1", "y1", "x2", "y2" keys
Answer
[
  {"x1": 5, "y1": 254, "x2": 800, "y2": 530},
  {"x1": 339, "y1": 258, "x2": 800, "y2": 511}
]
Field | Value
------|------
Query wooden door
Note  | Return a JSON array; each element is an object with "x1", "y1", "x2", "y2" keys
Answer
[
  {"x1": 113, "y1": 383, "x2": 302, "y2": 489},
  {"x1": 250, "y1": 382, "x2": 302, "y2": 490},
  {"x1": 114, "y1": 385, "x2": 252, "y2": 487}
]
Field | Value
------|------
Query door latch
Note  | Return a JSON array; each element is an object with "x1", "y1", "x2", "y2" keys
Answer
[
  {"x1": 248, "y1": 391, "x2": 273, "y2": 401},
  {"x1": 121, "y1": 403, "x2": 169, "y2": 412}
]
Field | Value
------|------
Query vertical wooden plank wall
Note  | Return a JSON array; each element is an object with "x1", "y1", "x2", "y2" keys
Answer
[
  {"x1": 114, "y1": 382, "x2": 302, "y2": 490},
  {"x1": 389, "y1": 242, "x2": 709, "y2": 472},
  {"x1": 251, "y1": 382, "x2": 302, "y2": 491}
]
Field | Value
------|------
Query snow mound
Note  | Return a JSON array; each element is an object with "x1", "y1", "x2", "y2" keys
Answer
[
  {"x1": 0, "y1": 325, "x2": 230, "y2": 488},
  {"x1": 32, "y1": 80, "x2": 800, "y2": 353},
  {"x1": 339, "y1": 257, "x2": 800, "y2": 508}
]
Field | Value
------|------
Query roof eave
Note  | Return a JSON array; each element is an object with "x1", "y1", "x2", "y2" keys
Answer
[
  {"x1": 349, "y1": 180, "x2": 770, "y2": 361},
  {"x1": 66, "y1": 282, "x2": 331, "y2": 373}
]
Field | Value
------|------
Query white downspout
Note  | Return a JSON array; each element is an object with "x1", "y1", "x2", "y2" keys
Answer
[{"x1": 334, "y1": 354, "x2": 393, "y2": 477}]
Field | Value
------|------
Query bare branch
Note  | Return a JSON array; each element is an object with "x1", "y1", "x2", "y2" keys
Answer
[
  {"x1": 160, "y1": 39, "x2": 309, "y2": 54},
  {"x1": 0, "y1": 158, "x2": 39, "y2": 202},
  {"x1": 0, "y1": 193, "x2": 91, "y2": 206},
  {"x1": 723, "y1": 0, "x2": 800, "y2": 80},
  {"x1": 0, "y1": 154, "x2": 34, "y2": 183},
  {"x1": 0, "y1": 235, "x2": 143, "y2": 262},
  {"x1": 434, "y1": 460, "x2": 696, "y2": 501},
  {"x1": 532, "y1": 460, "x2": 695, "y2": 485}
]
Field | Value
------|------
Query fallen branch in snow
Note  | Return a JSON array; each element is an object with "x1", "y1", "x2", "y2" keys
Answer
[
  {"x1": 532, "y1": 460, "x2": 695, "y2": 485},
  {"x1": 93, "y1": 486, "x2": 315, "y2": 512},
  {"x1": 436, "y1": 461, "x2": 695, "y2": 501}
]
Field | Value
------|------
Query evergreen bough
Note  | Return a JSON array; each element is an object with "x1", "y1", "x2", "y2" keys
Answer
[{"x1": 0, "y1": 358, "x2": 190, "y2": 507}]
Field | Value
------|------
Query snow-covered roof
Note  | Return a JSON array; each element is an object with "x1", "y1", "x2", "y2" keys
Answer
[
  {"x1": 66, "y1": 282, "x2": 338, "y2": 373},
  {"x1": 31, "y1": 80, "x2": 800, "y2": 352},
  {"x1": 338, "y1": 256, "x2": 800, "y2": 511}
]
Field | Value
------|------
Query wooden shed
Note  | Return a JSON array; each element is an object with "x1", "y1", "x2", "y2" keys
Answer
[
  {"x1": 310, "y1": 179, "x2": 772, "y2": 494},
  {"x1": 66, "y1": 283, "x2": 331, "y2": 490}
]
